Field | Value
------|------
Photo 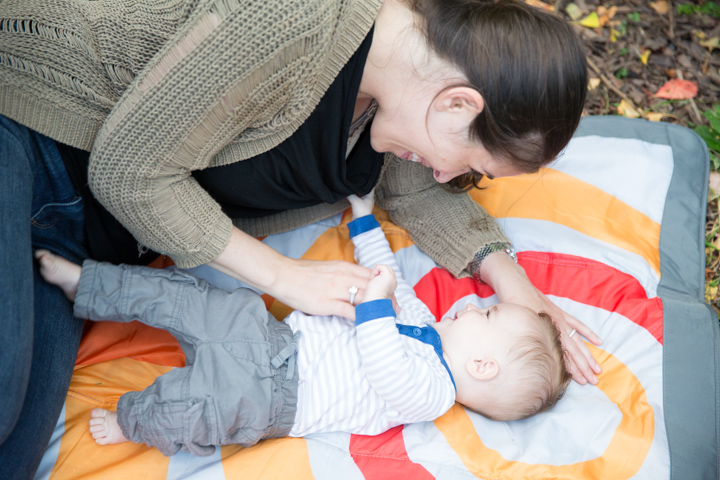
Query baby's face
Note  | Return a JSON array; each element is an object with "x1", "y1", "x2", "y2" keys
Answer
[{"x1": 434, "y1": 303, "x2": 537, "y2": 357}]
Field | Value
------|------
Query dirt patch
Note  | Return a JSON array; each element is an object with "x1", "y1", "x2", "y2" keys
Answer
[{"x1": 550, "y1": 0, "x2": 720, "y2": 312}]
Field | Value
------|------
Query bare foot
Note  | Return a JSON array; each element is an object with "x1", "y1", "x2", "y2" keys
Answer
[
  {"x1": 88, "y1": 408, "x2": 129, "y2": 446},
  {"x1": 35, "y1": 249, "x2": 81, "y2": 301}
]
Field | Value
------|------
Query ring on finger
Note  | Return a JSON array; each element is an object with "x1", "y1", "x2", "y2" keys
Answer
[
  {"x1": 348, "y1": 286, "x2": 358, "y2": 305},
  {"x1": 568, "y1": 328, "x2": 577, "y2": 339}
]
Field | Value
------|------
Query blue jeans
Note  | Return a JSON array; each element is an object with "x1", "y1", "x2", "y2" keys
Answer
[{"x1": 0, "y1": 116, "x2": 88, "y2": 479}]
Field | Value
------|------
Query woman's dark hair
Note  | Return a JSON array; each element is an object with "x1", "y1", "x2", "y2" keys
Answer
[{"x1": 409, "y1": 0, "x2": 588, "y2": 190}]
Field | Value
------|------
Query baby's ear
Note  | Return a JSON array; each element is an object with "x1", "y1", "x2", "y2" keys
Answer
[{"x1": 466, "y1": 358, "x2": 499, "y2": 381}]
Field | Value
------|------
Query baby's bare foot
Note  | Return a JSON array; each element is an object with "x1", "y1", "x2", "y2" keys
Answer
[
  {"x1": 35, "y1": 249, "x2": 81, "y2": 301},
  {"x1": 88, "y1": 408, "x2": 128, "y2": 446}
]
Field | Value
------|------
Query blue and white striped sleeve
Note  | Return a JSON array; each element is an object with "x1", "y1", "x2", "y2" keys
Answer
[
  {"x1": 354, "y1": 299, "x2": 456, "y2": 423},
  {"x1": 349, "y1": 215, "x2": 433, "y2": 324}
]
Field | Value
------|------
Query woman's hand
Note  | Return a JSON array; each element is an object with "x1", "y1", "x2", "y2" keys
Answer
[
  {"x1": 272, "y1": 257, "x2": 372, "y2": 319},
  {"x1": 210, "y1": 227, "x2": 371, "y2": 320},
  {"x1": 479, "y1": 251, "x2": 603, "y2": 385}
]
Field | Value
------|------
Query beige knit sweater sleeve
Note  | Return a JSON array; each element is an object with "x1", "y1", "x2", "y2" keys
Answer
[
  {"x1": 88, "y1": 0, "x2": 380, "y2": 268},
  {"x1": 375, "y1": 153, "x2": 509, "y2": 278}
]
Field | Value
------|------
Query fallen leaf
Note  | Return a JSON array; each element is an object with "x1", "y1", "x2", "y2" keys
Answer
[
  {"x1": 588, "y1": 77, "x2": 601, "y2": 90},
  {"x1": 617, "y1": 99, "x2": 640, "y2": 118},
  {"x1": 655, "y1": 79, "x2": 699, "y2": 99},
  {"x1": 565, "y1": 2, "x2": 583, "y2": 20},
  {"x1": 649, "y1": 1, "x2": 669, "y2": 15},
  {"x1": 646, "y1": 112, "x2": 666, "y2": 122},
  {"x1": 525, "y1": 0, "x2": 554, "y2": 12},
  {"x1": 641, "y1": 48, "x2": 651, "y2": 65},
  {"x1": 579, "y1": 11, "x2": 600, "y2": 28},
  {"x1": 707, "y1": 284, "x2": 718, "y2": 301},
  {"x1": 596, "y1": 6, "x2": 618, "y2": 27},
  {"x1": 710, "y1": 171, "x2": 720, "y2": 196},
  {"x1": 701, "y1": 37, "x2": 720, "y2": 52}
]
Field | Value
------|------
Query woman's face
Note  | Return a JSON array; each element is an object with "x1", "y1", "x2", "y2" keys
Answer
[{"x1": 369, "y1": 89, "x2": 523, "y2": 183}]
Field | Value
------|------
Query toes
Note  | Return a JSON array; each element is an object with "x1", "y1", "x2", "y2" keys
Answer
[
  {"x1": 90, "y1": 408, "x2": 110, "y2": 418},
  {"x1": 89, "y1": 418, "x2": 105, "y2": 427},
  {"x1": 35, "y1": 250, "x2": 54, "y2": 268},
  {"x1": 34, "y1": 249, "x2": 51, "y2": 260},
  {"x1": 89, "y1": 423, "x2": 105, "y2": 433},
  {"x1": 90, "y1": 425, "x2": 108, "y2": 440}
]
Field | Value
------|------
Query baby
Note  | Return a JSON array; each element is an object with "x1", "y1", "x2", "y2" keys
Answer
[{"x1": 37, "y1": 194, "x2": 570, "y2": 457}]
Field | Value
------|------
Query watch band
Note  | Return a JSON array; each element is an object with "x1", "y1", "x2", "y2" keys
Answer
[{"x1": 468, "y1": 242, "x2": 517, "y2": 283}]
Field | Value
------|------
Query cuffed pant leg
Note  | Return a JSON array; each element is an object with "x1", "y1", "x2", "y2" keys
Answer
[{"x1": 116, "y1": 366, "x2": 217, "y2": 457}]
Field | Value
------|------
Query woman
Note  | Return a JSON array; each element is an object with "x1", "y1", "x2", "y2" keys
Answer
[{"x1": 0, "y1": 0, "x2": 600, "y2": 476}]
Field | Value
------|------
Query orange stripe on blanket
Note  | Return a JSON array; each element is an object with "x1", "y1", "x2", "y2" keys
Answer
[
  {"x1": 350, "y1": 426, "x2": 434, "y2": 479},
  {"x1": 52, "y1": 359, "x2": 175, "y2": 479},
  {"x1": 221, "y1": 438, "x2": 314, "y2": 480},
  {"x1": 470, "y1": 169, "x2": 661, "y2": 275},
  {"x1": 75, "y1": 255, "x2": 186, "y2": 368},
  {"x1": 76, "y1": 320, "x2": 185, "y2": 368},
  {"x1": 435, "y1": 345, "x2": 654, "y2": 480}
]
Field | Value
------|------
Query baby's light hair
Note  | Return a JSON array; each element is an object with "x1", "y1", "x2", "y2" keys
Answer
[{"x1": 473, "y1": 311, "x2": 571, "y2": 422}]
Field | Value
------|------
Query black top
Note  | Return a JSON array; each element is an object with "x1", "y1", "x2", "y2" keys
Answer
[
  {"x1": 193, "y1": 28, "x2": 381, "y2": 218},
  {"x1": 59, "y1": 28, "x2": 382, "y2": 265}
]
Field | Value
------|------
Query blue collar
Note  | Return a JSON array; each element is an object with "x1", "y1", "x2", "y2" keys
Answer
[{"x1": 396, "y1": 324, "x2": 455, "y2": 391}]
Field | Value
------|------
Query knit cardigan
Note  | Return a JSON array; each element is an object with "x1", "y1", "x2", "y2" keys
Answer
[{"x1": 0, "y1": 0, "x2": 507, "y2": 276}]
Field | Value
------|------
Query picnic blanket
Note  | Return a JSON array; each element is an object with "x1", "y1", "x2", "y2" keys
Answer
[{"x1": 34, "y1": 116, "x2": 720, "y2": 480}]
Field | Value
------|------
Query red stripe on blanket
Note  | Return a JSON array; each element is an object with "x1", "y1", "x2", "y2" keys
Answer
[
  {"x1": 413, "y1": 252, "x2": 663, "y2": 344},
  {"x1": 349, "y1": 426, "x2": 434, "y2": 480}
]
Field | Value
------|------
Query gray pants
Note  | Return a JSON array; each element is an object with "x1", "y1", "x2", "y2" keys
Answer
[{"x1": 74, "y1": 261, "x2": 299, "y2": 456}]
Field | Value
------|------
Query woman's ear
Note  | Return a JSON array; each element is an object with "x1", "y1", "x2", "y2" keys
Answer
[
  {"x1": 466, "y1": 357, "x2": 499, "y2": 381},
  {"x1": 433, "y1": 86, "x2": 484, "y2": 119}
]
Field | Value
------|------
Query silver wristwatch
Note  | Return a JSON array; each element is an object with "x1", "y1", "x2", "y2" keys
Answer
[{"x1": 468, "y1": 242, "x2": 517, "y2": 283}]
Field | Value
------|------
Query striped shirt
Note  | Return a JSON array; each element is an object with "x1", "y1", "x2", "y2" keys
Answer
[{"x1": 285, "y1": 215, "x2": 456, "y2": 437}]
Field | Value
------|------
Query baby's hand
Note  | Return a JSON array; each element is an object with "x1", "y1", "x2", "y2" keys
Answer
[
  {"x1": 347, "y1": 189, "x2": 375, "y2": 219},
  {"x1": 362, "y1": 264, "x2": 397, "y2": 302}
]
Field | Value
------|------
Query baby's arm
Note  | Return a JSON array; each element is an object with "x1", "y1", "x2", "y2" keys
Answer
[
  {"x1": 354, "y1": 298, "x2": 455, "y2": 422},
  {"x1": 347, "y1": 198, "x2": 453, "y2": 420},
  {"x1": 347, "y1": 199, "x2": 434, "y2": 324}
]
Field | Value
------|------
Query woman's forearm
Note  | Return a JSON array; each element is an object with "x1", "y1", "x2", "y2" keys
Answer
[
  {"x1": 208, "y1": 227, "x2": 284, "y2": 292},
  {"x1": 209, "y1": 226, "x2": 372, "y2": 319},
  {"x1": 375, "y1": 154, "x2": 509, "y2": 277},
  {"x1": 479, "y1": 251, "x2": 541, "y2": 309}
]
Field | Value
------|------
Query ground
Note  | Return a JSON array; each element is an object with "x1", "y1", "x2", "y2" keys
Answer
[{"x1": 544, "y1": 0, "x2": 720, "y2": 315}]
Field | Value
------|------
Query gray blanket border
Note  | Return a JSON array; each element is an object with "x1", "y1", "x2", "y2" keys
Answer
[{"x1": 574, "y1": 116, "x2": 719, "y2": 480}]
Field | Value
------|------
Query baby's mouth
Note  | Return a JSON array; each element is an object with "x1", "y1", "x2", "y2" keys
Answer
[{"x1": 408, "y1": 152, "x2": 421, "y2": 163}]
